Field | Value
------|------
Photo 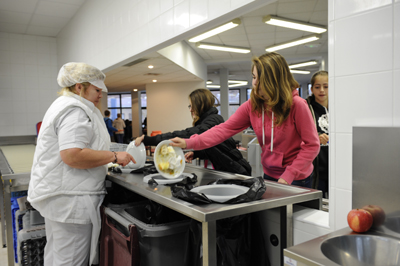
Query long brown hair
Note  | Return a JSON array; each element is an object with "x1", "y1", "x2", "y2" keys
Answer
[
  {"x1": 189, "y1": 88, "x2": 219, "y2": 126},
  {"x1": 250, "y1": 52, "x2": 299, "y2": 126}
]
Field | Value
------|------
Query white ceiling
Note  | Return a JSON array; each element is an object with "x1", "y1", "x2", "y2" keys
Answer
[{"x1": 0, "y1": 0, "x2": 328, "y2": 92}]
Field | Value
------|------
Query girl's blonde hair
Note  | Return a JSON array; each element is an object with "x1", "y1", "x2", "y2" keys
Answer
[
  {"x1": 250, "y1": 52, "x2": 299, "y2": 126},
  {"x1": 189, "y1": 88, "x2": 219, "y2": 126}
]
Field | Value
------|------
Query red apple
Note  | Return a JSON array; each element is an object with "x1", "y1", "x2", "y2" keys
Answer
[
  {"x1": 347, "y1": 209, "x2": 373, "y2": 233},
  {"x1": 362, "y1": 205, "x2": 386, "y2": 227}
]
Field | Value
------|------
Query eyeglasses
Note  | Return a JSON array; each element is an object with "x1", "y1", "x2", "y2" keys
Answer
[{"x1": 188, "y1": 105, "x2": 192, "y2": 109}]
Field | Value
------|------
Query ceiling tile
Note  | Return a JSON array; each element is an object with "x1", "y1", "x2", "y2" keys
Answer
[
  {"x1": 0, "y1": 0, "x2": 38, "y2": 13},
  {"x1": 35, "y1": 1, "x2": 80, "y2": 18},
  {"x1": 0, "y1": 10, "x2": 32, "y2": 24}
]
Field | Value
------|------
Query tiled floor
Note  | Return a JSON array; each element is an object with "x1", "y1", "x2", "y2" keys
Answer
[{"x1": 0, "y1": 218, "x2": 17, "y2": 266}]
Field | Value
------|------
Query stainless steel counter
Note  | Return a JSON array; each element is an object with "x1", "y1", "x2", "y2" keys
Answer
[
  {"x1": 107, "y1": 164, "x2": 322, "y2": 266},
  {"x1": 284, "y1": 227, "x2": 400, "y2": 266}
]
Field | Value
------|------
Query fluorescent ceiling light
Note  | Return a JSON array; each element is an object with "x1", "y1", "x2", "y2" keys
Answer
[
  {"x1": 206, "y1": 80, "x2": 248, "y2": 88},
  {"x1": 290, "y1": 70, "x2": 310, "y2": 74},
  {"x1": 148, "y1": 65, "x2": 154, "y2": 69},
  {"x1": 206, "y1": 80, "x2": 213, "y2": 84},
  {"x1": 196, "y1": 42, "x2": 250, "y2": 54},
  {"x1": 189, "y1": 19, "x2": 241, "y2": 42},
  {"x1": 289, "y1": 61, "x2": 318, "y2": 69},
  {"x1": 263, "y1": 15, "x2": 327, "y2": 34},
  {"x1": 207, "y1": 85, "x2": 221, "y2": 88},
  {"x1": 266, "y1": 34, "x2": 320, "y2": 52}
]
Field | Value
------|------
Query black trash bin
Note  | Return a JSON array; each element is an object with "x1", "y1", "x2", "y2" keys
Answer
[{"x1": 110, "y1": 201, "x2": 191, "y2": 266}]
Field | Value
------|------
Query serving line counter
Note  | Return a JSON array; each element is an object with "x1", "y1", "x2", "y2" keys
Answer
[
  {"x1": 1, "y1": 144, "x2": 322, "y2": 266},
  {"x1": 106, "y1": 165, "x2": 322, "y2": 266}
]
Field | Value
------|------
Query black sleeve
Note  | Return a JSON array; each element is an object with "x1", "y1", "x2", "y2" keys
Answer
[
  {"x1": 142, "y1": 123, "x2": 211, "y2": 146},
  {"x1": 193, "y1": 150, "x2": 207, "y2": 160}
]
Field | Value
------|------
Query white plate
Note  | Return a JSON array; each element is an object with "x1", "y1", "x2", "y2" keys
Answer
[
  {"x1": 143, "y1": 173, "x2": 193, "y2": 185},
  {"x1": 153, "y1": 140, "x2": 185, "y2": 179},
  {"x1": 191, "y1": 184, "x2": 249, "y2": 203},
  {"x1": 126, "y1": 142, "x2": 146, "y2": 169},
  {"x1": 118, "y1": 163, "x2": 152, "y2": 173}
]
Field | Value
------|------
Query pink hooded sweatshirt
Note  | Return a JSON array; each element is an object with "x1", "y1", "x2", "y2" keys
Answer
[{"x1": 185, "y1": 90, "x2": 320, "y2": 184}]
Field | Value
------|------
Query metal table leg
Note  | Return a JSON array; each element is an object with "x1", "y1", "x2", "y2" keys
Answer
[
  {"x1": 202, "y1": 220, "x2": 217, "y2": 266},
  {"x1": 4, "y1": 185, "x2": 14, "y2": 266},
  {"x1": 0, "y1": 176, "x2": 6, "y2": 247},
  {"x1": 286, "y1": 204, "x2": 293, "y2": 247}
]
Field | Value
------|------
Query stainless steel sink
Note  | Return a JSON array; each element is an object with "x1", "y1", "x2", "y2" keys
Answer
[
  {"x1": 385, "y1": 216, "x2": 400, "y2": 234},
  {"x1": 320, "y1": 234, "x2": 400, "y2": 266}
]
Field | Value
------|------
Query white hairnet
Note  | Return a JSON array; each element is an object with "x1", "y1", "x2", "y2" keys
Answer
[{"x1": 57, "y1": 62, "x2": 108, "y2": 92}]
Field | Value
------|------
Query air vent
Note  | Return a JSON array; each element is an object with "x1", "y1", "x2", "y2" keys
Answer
[
  {"x1": 123, "y1": 58, "x2": 148, "y2": 67},
  {"x1": 144, "y1": 73, "x2": 160, "y2": 76}
]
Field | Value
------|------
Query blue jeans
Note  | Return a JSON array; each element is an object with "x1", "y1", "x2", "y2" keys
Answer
[
  {"x1": 115, "y1": 134, "x2": 124, "y2": 143},
  {"x1": 263, "y1": 173, "x2": 313, "y2": 188}
]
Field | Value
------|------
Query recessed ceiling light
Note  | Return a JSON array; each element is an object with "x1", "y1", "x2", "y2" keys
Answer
[
  {"x1": 263, "y1": 15, "x2": 327, "y2": 34},
  {"x1": 148, "y1": 65, "x2": 154, "y2": 69},
  {"x1": 289, "y1": 61, "x2": 318, "y2": 69},
  {"x1": 196, "y1": 42, "x2": 250, "y2": 54},
  {"x1": 152, "y1": 80, "x2": 157, "y2": 82},
  {"x1": 189, "y1": 19, "x2": 241, "y2": 42},
  {"x1": 265, "y1": 35, "x2": 320, "y2": 52},
  {"x1": 133, "y1": 89, "x2": 138, "y2": 91},
  {"x1": 206, "y1": 80, "x2": 213, "y2": 84}
]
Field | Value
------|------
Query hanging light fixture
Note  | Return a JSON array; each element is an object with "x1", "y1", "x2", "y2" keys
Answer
[
  {"x1": 263, "y1": 15, "x2": 327, "y2": 33},
  {"x1": 289, "y1": 61, "x2": 318, "y2": 69},
  {"x1": 290, "y1": 70, "x2": 311, "y2": 74},
  {"x1": 196, "y1": 42, "x2": 250, "y2": 54},
  {"x1": 206, "y1": 80, "x2": 248, "y2": 88},
  {"x1": 265, "y1": 34, "x2": 320, "y2": 52},
  {"x1": 189, "y1": 19, "x2": 241, "y2": 42}
]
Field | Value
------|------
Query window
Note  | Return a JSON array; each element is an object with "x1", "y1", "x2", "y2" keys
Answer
[
  {"x1": 210, "y1": 89, "x2": 240, "y2": 117},
  {"x1": 246, "y1": 88, "x2": 251, "y2": 100},
  {"x1": 107, "y1": 93, "x2": 132, "y2": 120},
  {"x1": 140, "y1": 92, "x2": 147, "y2": 124}
]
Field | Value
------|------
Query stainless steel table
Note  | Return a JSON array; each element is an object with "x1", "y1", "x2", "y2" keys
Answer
[{"x1": 107, "y1": 165, "x2": 322, "y2": 266}]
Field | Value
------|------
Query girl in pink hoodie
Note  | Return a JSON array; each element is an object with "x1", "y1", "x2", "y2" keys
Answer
[{"x1": 171, "y1": 52, "x2": 320, "y2": 187}]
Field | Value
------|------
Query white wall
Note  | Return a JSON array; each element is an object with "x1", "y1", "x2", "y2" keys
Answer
[
  {"x1": 328, "y1": 0, "x2": 400, "y2": 231},
  {"x1": 146, "y1": 81, "x2": 204, "y2": 134},
  {"x1": 0, "y1": 33, "x2": 58, "y2": 136}
]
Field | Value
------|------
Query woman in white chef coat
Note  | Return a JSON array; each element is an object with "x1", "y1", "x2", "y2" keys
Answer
[{"x1": 28, "y1": 62, "x2": 136, "y2": 266}]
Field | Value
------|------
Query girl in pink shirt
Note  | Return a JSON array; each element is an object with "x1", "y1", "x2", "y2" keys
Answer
[{"x1": 171, "y1": 52, "x2": 320, "y2": 187}]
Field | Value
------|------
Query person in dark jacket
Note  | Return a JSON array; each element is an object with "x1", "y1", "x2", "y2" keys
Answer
[
  {"x1": 104, "y1": 110, "x2": 117, "y2": 142},
  {"x1": 306, "y1": 70, "x2": 329, "y2": 198},
  {"x1": 135, "y1": 88, "x2": 252, "y2": 176}
]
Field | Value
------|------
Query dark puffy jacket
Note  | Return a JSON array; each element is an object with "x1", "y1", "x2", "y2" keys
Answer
[
  {"x1": 306, "y1": 95, "x2": 329, "y2": 192},
  {"x1": 143, "y1": 107, "x2": 252, "y2": 176}
]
